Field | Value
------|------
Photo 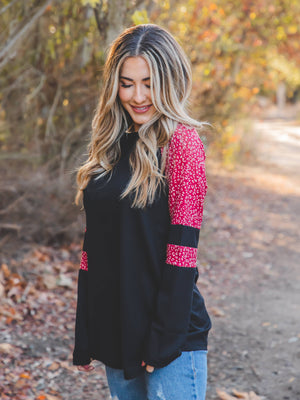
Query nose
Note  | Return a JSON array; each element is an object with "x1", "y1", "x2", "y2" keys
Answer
[{"x1": 132, "y1": 84, "x2": 147, "y2": 104}]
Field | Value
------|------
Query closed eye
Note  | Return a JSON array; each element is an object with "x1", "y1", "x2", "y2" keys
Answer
[{"x1": 120, "y1": 83, "x2": 132, "y2": 88}]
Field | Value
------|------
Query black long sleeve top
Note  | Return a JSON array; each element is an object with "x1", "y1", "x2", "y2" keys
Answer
[{"x1": 73, "y1": 123, "x2": 211, "y2": 379}]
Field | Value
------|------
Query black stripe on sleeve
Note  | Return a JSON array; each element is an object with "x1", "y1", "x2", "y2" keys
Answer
[{"x1": 168, "y1": 224, "x2": 200, "y2": 248}]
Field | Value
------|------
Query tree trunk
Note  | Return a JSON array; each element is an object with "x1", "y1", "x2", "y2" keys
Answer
[
  {"x1": 276, "y1": 81, "x2": 286, "y2": 110},
  {"x1": 105, "y1": 0, "x2": 127, "y2": 47}
]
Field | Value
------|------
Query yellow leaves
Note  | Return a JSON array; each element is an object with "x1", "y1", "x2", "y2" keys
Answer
[
  {"x1": 131, "y1": 10, "x2": 149, "y2": 25},
  {"x1": 81, "y1": 0, "x2": 100, "y2": 7},
  {"x1": 249, "y1": 12, "x2": 256, "y2": 20},
  {"x1": 233, "y1": 86, "x2": 253, "y2": 100},
  {"x1": 211, "y1": 123, "x2": 242, "y2": 169},
  {"x1": 62, "y1": 99, "x2": 69, "y2": 107},
  {"x1": 267, "y1": 51, "x2": 300, "y2": 86},
  {"x1": 209, "y1": 3, "x2": 218, "y2": 11},
  {"x1": 178, "y1": 22, "x2": 188, "y2": 36},
  {"x1": 287, "y1": 25, "x2": 298, "y2": 34},
  {"x1": 204, "y1": 68, "x2": 211, "y2": 76},
  {"x1": 158, "y1": 0, "x2": 170, "y2": 11},
  {"x1": 201, "y1": 6, "x2": 209, "y2": 17},
  {"x1": 218, "y1": 7, "x2": 225, "y2": 16},
  {"x1": 276, "y1": 26, "x2": 286, "y2": 41}
]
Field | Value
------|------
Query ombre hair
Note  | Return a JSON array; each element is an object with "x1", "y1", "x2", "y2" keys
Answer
[{"x1": 76, "y1": 24, "x2": 207, "y2": 208}]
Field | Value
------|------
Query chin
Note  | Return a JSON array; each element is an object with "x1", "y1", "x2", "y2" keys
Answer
[{"x1": 132, "y1": 118, "x2": 150, "y2": 127}]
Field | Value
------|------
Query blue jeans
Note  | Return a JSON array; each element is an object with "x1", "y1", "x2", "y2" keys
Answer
[{"x1": 105, "y1": 350, "x2": 207, "y2": 400}]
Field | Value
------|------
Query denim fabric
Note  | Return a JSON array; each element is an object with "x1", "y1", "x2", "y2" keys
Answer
[{"x1": 105, "y1": 350, "x2": 207, "y2": 400}]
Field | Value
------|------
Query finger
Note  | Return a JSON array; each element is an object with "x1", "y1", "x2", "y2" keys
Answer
[
  {"x1": 84, "y1": 365, "x2": 94, "y2": 371},
  {"x1": 146, "y1": 365, "x2": 154, "y2": 373},
  {"x1": 77, "y1": 365, "x2": 94, "y2": 372}
]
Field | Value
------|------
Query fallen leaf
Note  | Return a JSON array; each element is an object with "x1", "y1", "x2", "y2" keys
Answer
[
  {"x1": 1, "y1": 263, "x2": 11, "y2": 278},
  {"x1": 60, "y1": 361, "x2": 75, "y2": 371},
  {"x1": 216, "y1": 389, "x2": 262, "y2": 400},
  {"x1": 42, "y1": 274, "x2": 57, "y2": 290},
  {"x1": 57, "y1": 274, "x2": 73, "y2": 288},
  {"x1": 45, "y1": 394, "x2": 62, "y2": 400},
  {"x1": 262, "y1": 321, "x2": 271, "y2": 327},
  {"x1": 232, "y1": 389, "x2": 250, "y2": 398},
  {"x1": 216, "y1": 389, "x2": 236, "y2": 400},
  {"x1": 0, "y1": 280, "x2": 5, "y2": 297},
  {"x1": 19, "y1": 372, "x2": 31, "y2": 379},
  {"x1": 48, "y1": 362, "x2": 60, "y2": 371},
  {"x1": 249, "y1": 392, "x2": 261, "y2": 400},
  {"x1": 211, "y1": 307, "x2": 226, "y2": 317},
  {"x1": 0, "y1": 307, "x2": 23, "y2": 321},
  {"x1": 32, "y1": 249, "x2": 51, "y2": 262},
  {"x1": 0, "y1": 343, "x2": 17, "y2": 354}
]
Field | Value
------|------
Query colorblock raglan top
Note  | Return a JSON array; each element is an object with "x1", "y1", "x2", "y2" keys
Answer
[{"x1": 73, "y1": 123, "x2": 211, "y2": 380}]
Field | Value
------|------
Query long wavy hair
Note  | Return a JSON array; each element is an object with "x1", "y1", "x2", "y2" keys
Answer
[{"x1": 76, "y1": 24, "x2": 206, "y2": 208}]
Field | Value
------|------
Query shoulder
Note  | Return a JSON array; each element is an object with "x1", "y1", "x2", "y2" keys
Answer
[{"x1": 168, "y1": 123, "x2": 206, "y2": 161}]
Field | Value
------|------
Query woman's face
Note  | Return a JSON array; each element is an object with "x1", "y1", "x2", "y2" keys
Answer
[{"x1": 118, "y1": 56, "x2": 155, "y2": 131}]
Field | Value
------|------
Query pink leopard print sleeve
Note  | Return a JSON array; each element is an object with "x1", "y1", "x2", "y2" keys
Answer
[
  {"x1": 80, "y1": 228, "x2": 88, "y2": 271},
  {"x1": 80, "y1": 251, "x2": 88, "y2": 271},
  {"x1": 164, "y1": 124, "x2": 207, "y2": 268}
]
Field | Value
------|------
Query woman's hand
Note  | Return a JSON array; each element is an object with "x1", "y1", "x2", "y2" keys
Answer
[
  {"x1": 141, "y1": 361, "x2": 154, "y2": 373},
  {"x1": 77, "y1": 364, "x2": 94, "y2": 372}
]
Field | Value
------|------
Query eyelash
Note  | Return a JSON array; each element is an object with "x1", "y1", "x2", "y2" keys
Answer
[{"x1": 120, "y1": 83, "x2": 151, "y2": 89}]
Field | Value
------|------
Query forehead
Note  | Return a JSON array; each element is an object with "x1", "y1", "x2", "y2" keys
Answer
[{"x1": 120, "y1": 56, "x2": 150, "y2": 79}]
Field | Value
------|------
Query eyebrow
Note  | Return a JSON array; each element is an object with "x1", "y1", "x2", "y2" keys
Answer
[{"x1": 120, "y1": 76, "x2": 150, "y2": 82}]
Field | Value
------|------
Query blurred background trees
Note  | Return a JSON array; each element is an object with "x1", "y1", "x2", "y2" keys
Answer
[{"x1": 0, "y1": 0, "x2": 300, "y2": 246}]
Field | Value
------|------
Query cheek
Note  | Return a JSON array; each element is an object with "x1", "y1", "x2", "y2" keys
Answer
[{"x1": 118, "y1": 87, "x2": 131, "y2": 104}]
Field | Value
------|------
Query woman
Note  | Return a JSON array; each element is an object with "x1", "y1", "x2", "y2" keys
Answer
[{"x1": 73, "y1": 24, "x2": 211, "y2": 400}]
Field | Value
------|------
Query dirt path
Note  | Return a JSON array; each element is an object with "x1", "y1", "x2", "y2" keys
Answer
[
  {"x1": 203, "y1": 120, "x2": 300, "y2": 400},
  {"x1": 1, "y1": 119, "x2": 299, "y2": 400}
]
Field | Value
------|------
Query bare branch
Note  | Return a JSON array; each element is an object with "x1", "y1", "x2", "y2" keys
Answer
[
  {"x1": 0, "y1": 194, "x2": 27, "y2": 216},
  {"x1": 0, "y1": 223, "x2": 21, "y2": 233},
  {"x1": 45, "y1": 84, "x2": 62, "y2": 138},
  {"x1": 0, "y1": 0, "x2": 52, "y2": 71},
  {"x1": 26, "y1": 74, "x2": 46, "y2": 103},
  {"x1": 93, "y1": 8, "x2": 104, "y2": 35},
  {"x1": 93, "y1": 2, "x2": 108, "y2": 38},
  {"x1": 0, "y1": 0, "x2": 19, "y2": 16}
]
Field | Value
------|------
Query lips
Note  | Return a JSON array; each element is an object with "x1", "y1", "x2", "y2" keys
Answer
[{"x1": 131, "y1": 105, "x2": 152, "y2": 114}]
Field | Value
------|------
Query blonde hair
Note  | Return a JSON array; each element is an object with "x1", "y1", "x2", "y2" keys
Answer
[{"x1": 76, "y1": 24, "x2": 206, "y2": 208}]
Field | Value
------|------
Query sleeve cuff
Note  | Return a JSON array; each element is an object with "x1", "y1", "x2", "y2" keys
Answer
[{"x1": 73, "y1": 349, "x2": 91, "y2": 366}]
